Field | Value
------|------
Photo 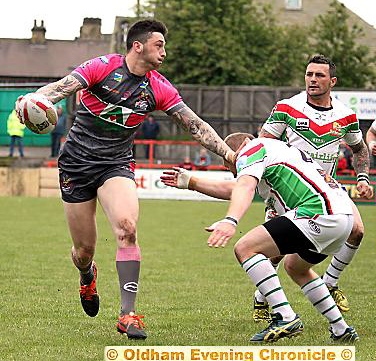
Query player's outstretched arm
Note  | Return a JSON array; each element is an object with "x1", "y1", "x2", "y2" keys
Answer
[
  {"x1": 15, "y1": 75, "x2": 84, "y2": 122},
  {"x1": 160, "y1": 167, "x2": 235, "y2": 200},
  {"x1": 170, "y1": 105, "x2": 235, "y2": 163},
  {"x1": 207, "y1": 175, "x2": 257, "y2": 248},
  {"x1": 36, "y1": 75, "x2": 84, "y2": 104},
  {"x1": 349, "y1": 139, "x2": 373, "y2": 199}
]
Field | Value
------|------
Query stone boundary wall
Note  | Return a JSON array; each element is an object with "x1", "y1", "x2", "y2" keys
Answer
[{"x1": 0, "y1": 167, "x2": 59, "y2": 197}]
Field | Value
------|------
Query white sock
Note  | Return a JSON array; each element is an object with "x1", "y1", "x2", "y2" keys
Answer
[
  {"x1": 253, "y1": 259, "x2": 279, "y2": 303},
  {"x1": 323, "y1": 242, "x2": 359, "y2": 287},
  {"x1": 302, "y1": 277, "x2": 348, "y2": 336},
  {"x1": 242, "y1": 254, "x2": 295, "y2": 321}
]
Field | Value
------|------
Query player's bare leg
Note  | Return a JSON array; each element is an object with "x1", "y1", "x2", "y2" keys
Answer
[
  {"x1": 64, "y1": 199, "x2": 100, "y2": 317},
  {"x1": 98, "y1": 177, "x2": 146, "y2": 339}
]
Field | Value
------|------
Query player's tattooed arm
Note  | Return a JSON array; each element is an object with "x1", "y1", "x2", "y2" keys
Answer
[
  {"x1": 36, "y1": 75, "x2": 84, "y2": 104},
  {"x1": 349, "y1": 139, "x2": 370, "y2": 175},
  {"x1": 170, "y1": 105, "x2": 235, "y2": 162}
]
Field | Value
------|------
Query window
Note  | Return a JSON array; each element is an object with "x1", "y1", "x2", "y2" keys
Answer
[{"x1": 285, "y1": 0, "x2": 302, "y2": 10}]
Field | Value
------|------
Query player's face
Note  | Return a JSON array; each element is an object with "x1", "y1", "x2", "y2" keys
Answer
[
  {"x1": 305, "y1": 63, "x2": 337, "y2": 100},
  {"x1": 140, "y1": 32, "x2": 166, "y2": 70}
]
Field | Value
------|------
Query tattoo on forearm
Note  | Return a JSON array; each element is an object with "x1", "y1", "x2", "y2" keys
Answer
[
  {"x1": 171, "y1": 106, "x2": 230, "y2": 158},
  {"x1": 350, "y1": 140, "x2": 370, "y2": 175},
  {"x1": 36, "y1": 75, "x2": 83, "y2": 104}
]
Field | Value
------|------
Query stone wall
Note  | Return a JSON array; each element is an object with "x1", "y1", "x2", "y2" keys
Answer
[{"x1": 0, "y1": 167, "x2": 59, "y2": 197}]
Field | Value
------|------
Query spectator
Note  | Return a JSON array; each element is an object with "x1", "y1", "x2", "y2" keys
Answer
[
  {"x1": 50, "y1": 105, "x2": 67, "y2": 157},
  {"x1": 7, "y1": 109, "x2": 25, "y2": 157},
  {"x1": 339, "y1": 140, "x2": 353, "y2": 170},
  {"x1": 336, "y1": 151, "x2": 348, "y2": 175},
  {"x1": 178, "y1": 156, "x2": 194, "y2": 170},
  {"x1": 141, "y1": 114, "x2": 160, "y2": 158},
  {"x1": 194, "y1": 148, "x2": 211, "y2": 170}
]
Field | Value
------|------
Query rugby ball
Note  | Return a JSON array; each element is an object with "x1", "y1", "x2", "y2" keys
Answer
[{"x1": 19, "y1": 93, "x2": 57, "y2": 134}]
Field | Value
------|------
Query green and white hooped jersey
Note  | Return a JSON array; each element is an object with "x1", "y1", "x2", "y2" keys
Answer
[
  {"x1": 236, "y1": 138, "x2": 353, "y2": 218},
  {"x1": 262, "y1": 92, "x2": 363, "y2": 177}
]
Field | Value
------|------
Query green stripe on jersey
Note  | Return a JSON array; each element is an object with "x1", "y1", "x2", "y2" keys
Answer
[
  {"x1": 236, "y1": 146, "x2": 266, "y2": 174},
  {"x1": 268, "y1": 111, "x2": 357, "y2": 148},
  {"x1": 264, "y1": 164, "x2": 326, "y2": 217}
]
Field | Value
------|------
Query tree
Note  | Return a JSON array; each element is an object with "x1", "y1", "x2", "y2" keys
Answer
[
  {"x1": 310, "y1": 0, "x2": 376, "y2": 88},
  {"x1": 140, "y1": 0, "x2": 309, "y2": 86}
]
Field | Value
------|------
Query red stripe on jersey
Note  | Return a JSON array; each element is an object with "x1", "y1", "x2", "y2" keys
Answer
[
  {"x1": 309, "y1": 114, "x2": 358, "y2": 136},
  {"x1": 276, "y1": 103, "x2": 358, "y2": 136},
  {"x1": 126, "y1": 113, "x2": 145, "y2": 127},
  {"x1": 241, "y1": 143, "x2": 264, "y2": 157},
  {"x1": 276, "y1": 103, "x2": 307, "y2": 119}
]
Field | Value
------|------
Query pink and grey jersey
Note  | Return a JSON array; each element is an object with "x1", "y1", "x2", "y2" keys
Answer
[
  {"x1": 60, "y1": 54, "x2": 184, "y2": 167},
  {"x1": 262, "y1": 92, "x2": 363, "y2": 177},
  {"x1": 236, "y1": 138, "x2": 353, "y2": 218}
]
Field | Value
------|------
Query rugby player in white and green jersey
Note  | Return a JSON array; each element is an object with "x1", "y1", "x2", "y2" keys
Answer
[
  {"x1": 160, "y1": 134, "x2": 359, "y2": 342},
  {"x1": 255, "y1": 55, "x2": 373, "y2": 317}
]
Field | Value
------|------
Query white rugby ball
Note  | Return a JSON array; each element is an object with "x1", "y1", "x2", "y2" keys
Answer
[{"x1": 20, "y1": 93, "x2": 57, "y2": 134}]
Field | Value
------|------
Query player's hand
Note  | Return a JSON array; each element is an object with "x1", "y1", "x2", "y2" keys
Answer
[
  {"x1": 15, "y1": 95, "x2": 26, "y2": 124},
  {"x1": 225, "y1": 150, "x2": 237, "y2": 164},
  {"x1": 206, "y1": 219, "x2": 236, "y2": 248},
  {"x1": 160, "y1": 167, "x2": 191, "y2": 189},
  {"x1": 368, "y1": 141, "x2": 376, "y2": 156},
  {"x1": 356, "y1": 181, "x2": 373, "y2": 199}
]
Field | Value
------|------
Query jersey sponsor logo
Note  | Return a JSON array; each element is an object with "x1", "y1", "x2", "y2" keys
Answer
[
  {"x1": 311, "y1": 137, "x2": 325, "y2": 144},
  {"x1": 99, "y1": 56, "x2": 109, "y2": 64},
  {"x1": 102, "y1": 85, "x2": 120, "y2": 94},
  {"x1": 60, "y1": 175, "x2": 74, "y2": 194},
  {"x1": 309, "y1": 151, "x2": 337, "y2": 163},
  {"x1": 134, "y1": 91, "x2": 150, "y2": 111},
  {"x1": 123, "y1": 282, "x2": 138, "y2": 293},
  {"x1": 308, "y1": 220, "x2": 321, "y2": 234},
  {"x1": 123, "y1": 91, "x2": 131, "y2": 99},
  {"x1": 79, "y1": 59, "x2": 93, "y2": 69},
  {"x1": 296, "y1": 117, "x2": 310, "y2": 130},
  {"x1": 114, "y1": 73, "x2": 123, "y2": 82},
  {"x1": 140, "y1": 80, "x2": 149, "y2": 89},
  {"x1": 329, "y1": 121, "x2": 342, "y2": 137}
]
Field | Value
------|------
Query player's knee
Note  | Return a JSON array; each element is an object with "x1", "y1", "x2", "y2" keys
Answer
[
  {"x1": 283, "y1": 258, "x2": 295, "y2": 277},
  {"x1": 233, "y1": 239, "x2": 249, "y2": 263},
  {"x1": 348, "y1": 222, "x2": 364, "y2": 247},
  {"x1": 283, "y1": 257, "x2": 308, "y2": 279},
  {"x1": 116, "y1": 218, "x2": 137, "y2": 246},
  {"x1": 73, "y1": 245, "x2": 95, "y2": 267}
]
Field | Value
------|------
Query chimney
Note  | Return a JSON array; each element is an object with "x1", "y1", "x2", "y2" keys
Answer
[
  {"x1": 80, "y1": 18, "x2": 102, "y2": 40},
  {"x1": 31, "y1": 20, "x2": 46, "y2": 44}
]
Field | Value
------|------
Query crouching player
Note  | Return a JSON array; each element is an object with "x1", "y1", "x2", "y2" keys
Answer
[{"x1": 161, "y1": 133, "x2": 360, "y2": 342}]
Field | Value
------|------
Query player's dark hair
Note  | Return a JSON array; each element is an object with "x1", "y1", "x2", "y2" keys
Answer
[
  {"x1": 308, "y1": 54, "x2": 336, "y2": 77},
  {"x1": 126, "y1": 19, "x2": 168, "y2": 51},
  {"x1": 224, "y1": 132, "x2": 255, "y2": 151}
]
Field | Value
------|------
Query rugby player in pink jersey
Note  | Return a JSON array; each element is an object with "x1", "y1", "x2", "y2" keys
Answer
[{"x1": 15, "y1": 19, "x2": 235, "y2": 339}]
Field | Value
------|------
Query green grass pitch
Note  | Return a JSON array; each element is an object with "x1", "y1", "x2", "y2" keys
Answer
[{"x1": 0, "y1": 197, "x2": 375, "y2": 361}]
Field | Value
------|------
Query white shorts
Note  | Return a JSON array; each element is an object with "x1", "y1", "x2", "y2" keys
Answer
[{"x1": 283, "y1": 211, "x2": 354, "y2": 255}]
